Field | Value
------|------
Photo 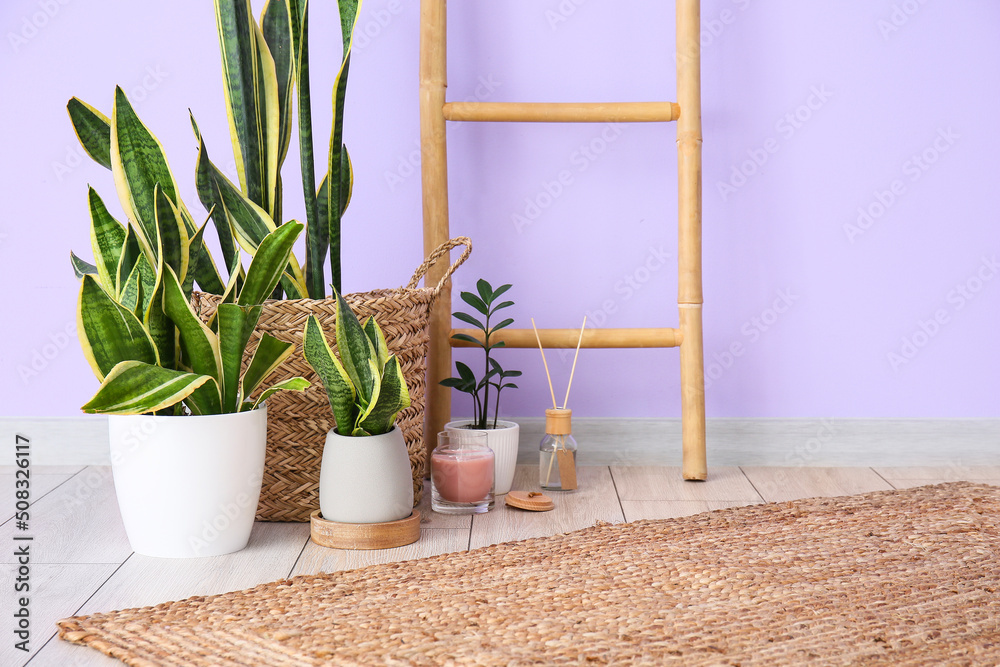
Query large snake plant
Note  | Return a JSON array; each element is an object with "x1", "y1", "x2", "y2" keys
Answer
[
  {"x1": 72, "y1": 88, "x2": 309, "y2": 416},
  {"x1": 302, "y1": 292, "x2": 410, "y2": 436},
  {"x1": 68, "y1": 0, "x2": 363, "y2": 299}
]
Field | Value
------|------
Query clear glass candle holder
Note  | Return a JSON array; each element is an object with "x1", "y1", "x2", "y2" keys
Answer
[{"x1": 431, "y1": 430, "x2": 494, "y2": 514}]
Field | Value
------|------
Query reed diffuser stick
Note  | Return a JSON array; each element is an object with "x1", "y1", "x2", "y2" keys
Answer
[
  {"x1": 562, "y1": 316, "x2": 587, "y2": 409},
  {"x1": 531, "y1": 318, "x2": 558, "y2": 410}
]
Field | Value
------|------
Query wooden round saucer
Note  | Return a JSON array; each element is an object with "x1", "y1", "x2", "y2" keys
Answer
[
  {"x1": 505, "y1": 491, "x2": 555, "y2": 512},
  {"x1": 310, "y1": 510, "x2": 421, "y2": 550}
]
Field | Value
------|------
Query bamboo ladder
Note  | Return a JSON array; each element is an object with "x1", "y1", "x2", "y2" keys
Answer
[{"x1": 419, "y1": 0, "x2": 707, "y2": 480}]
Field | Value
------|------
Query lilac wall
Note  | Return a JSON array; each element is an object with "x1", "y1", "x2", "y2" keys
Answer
[{"x1": 2, "y1": 1, "x2": 997, "y2": 419}]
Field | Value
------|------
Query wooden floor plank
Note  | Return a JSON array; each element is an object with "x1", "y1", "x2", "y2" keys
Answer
[
  {"x1": 873, "y1": 465, "x2": 1000, "y2": 481},
  {"x1": 0, "y1": 473, "x2": 78, "y2": 524},
  {"x1": 292, "y1": 528, "x2": 470, "y2": 576},
  {"x1": 611, "y1": 466, "x2": 762, "y2": 502},
  {"x1": 0, "y1": 466, "x2": 86, "y2": 475},
  {"x1": 0, "y1": 467, "x2": 131, "y2": 565},
  {"x1": 883, "y1": 478, "x2": 1000, "y2": 490},
  {"x1": 740, "y1": 467, "x2": 893, "y2": 503},
  {"x1": 620, "y1": 499, "x2": 762, "y2": 522},
  {"x1": 469, "y1": 466, "x2": 624, "y2": 550},
  {"x1": 0, "y1": 563, "x2": 117, "y2": 667},
  {"x1": 75, "y1": 522, "x2": 309, "y2": 616}
]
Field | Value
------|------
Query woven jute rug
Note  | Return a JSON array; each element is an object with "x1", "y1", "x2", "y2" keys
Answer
[{"x1": 59, "y1": 482, "x2": 1000, "y2": 665}]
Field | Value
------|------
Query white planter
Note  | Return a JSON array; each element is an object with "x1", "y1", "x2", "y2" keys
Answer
[
  {"x1": 108, "y1": 405, "x2": 267, "y2": 559},
  {"x1": 445, "y1": 420, "x2": 519, "y2": 495},
  {"x1": 319, "y1": 426, "x2": 414, "y2": 524}
]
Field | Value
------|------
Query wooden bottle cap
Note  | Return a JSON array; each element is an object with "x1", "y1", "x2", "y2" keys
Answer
[
  {"x1": 545, "y1": 408, "x2": 572, "y2": 435},
  {"x1": 505, "y1": 491, "x2": 555, "y2": 512}
]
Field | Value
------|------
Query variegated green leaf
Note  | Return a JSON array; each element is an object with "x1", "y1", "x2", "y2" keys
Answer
[
  {"x1": 217, "y1": 302, "x2": 262, "y2": 412},
  {"x1": 153, "y1": 185, "x2": 190, "y2": 285},
  {"x1": 70, "y1": 252, "x2": 98, "y2": 279},
  {"x1": 249, "y1": 376, "x2": 309, "y2": 411},
  {"x1": 142, "y1": 242, "x2": 175, "y2": 371},
  {"x1": 192, "y1": 116, "x2": 239, "y2": 273},
  {"x1": 333, "y1": 289, "x2": 375, "y2": 404},
  {"x1": 182, "y1": 219, "x2": 211, "y2": 297},
  {"x1": 110, "y1": 86, "x2": 183, "y2": 263},
  {"x1": 302, "y1": 315, "x2": 357, "y2": 435},
  {"x1": 67, "y1": 97, "x2": 111, "y2": 170},
  {"x1": 358, "y1": 355, "x2": 410, "y2": 436},
  {"x1": 87, "y1": 188, "x2": 126, "y2": 292},
  {"x1": 362, "y1": 316, "x2": 389, "y2": 370},
  {"x1": 214, "y1": 0, "x2": 280, "y2": 219},
  {"x1": 162, "y1": 265, "x2": 223, "y2": 414},
  {"x1": 238, "y1": 221, "x2": 303, "y2": 306},
  {"x1": 77, "y1": 275, "x2": 158, "y2": 381},
  {"x1": 115, "y1": 224, "x2": 142, "y2": 296},
  {"x1": 242, "y1": 333, "x2": 294, "y2": 398},
  {"x1": 291, "y1": 0, "x2": 325, "y2": 298},
  {"x1": 81, "y1": 360, "x2": 214, "y2": 415},
  {"x1": 261, "y1": 0, "x2": 294, "y2": 168}
]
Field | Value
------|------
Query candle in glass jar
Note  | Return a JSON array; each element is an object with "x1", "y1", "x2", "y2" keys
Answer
[{"x1": 432, "y1": 449, "x2": 493, "y2": 502}]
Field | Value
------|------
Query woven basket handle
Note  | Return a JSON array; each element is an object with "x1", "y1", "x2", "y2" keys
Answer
[{"x1": 406, "y1": 236, "x2": 473, "y2": 297}]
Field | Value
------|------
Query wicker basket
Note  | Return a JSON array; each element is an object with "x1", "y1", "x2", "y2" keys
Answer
[{"x1": 193, "y1": 237, "x2": 472, "y2": 522}]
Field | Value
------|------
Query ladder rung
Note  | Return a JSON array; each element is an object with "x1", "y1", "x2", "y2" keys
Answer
[
  {"x1": 450, "y1": 327, "x2": 681, "y2": 349},
  {"x1": 442, "y1": 102, "x2": 680, "y2": 124}
]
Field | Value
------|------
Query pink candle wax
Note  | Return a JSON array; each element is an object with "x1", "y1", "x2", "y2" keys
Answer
[{"x1": 432, "y1": 450, "x2": 493, "y2": 502}]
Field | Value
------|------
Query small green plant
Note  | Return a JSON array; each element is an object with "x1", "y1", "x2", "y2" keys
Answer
[
  {"x1": 441, "y1": 279, "x2": 522, "y2": 430},
  {"x1": 302, "y1": 292, "x2": 411, "y2": 436}
]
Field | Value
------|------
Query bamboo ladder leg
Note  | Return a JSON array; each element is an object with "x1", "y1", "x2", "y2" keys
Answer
[
  {"x1": 420, "y1": 0, "x2": 451, "y2": 475},
  {"x1": 677, "y1": 0, "x2": 707, "y2": 480}
]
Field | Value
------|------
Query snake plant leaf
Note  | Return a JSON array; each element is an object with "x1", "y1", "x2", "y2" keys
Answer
[
  {"x1": 118, "y1": 255, "x2": 153, "y2": 317},
  {"x1": 242, "y1": 333, "x2": 294, "y2": 399},
  {"x1": 261, "y1": 0, "x2": 294, "y2": 168},
  {"x1": 307, "y1": 172, "x2": 330, "y2": 296},
  {"x1": 217, "y1": 302, "x2": 262, "y2": 412},
  {"x1": 110, "y1": 86, "x2": 184, "y2": 264},
  {"x1": 67, "y1": 97, "x2": 112, "y2": 170},
  {"x1": 115, "y1": 224, "x2": 142, "y2": 296},
  {"x1": 362, "y1": 316, "x2": 389, "y2": 370},
  {"x1": 81, "y1": 360, "x2": 214, "y2": 415},
  {"x1": 238, "y1": 221, "x2": 303, "y2": 306},
  {"x1": 303, "y1": 314, "x2": 357, "y2": 435},
  {"x1": 153, "y1": 185, "x2": 191, "y2": 285},
  {"x1": 191, "y1": 115, "x2": 240, "y2": 272},
  {"x1": 248, "y1": 376, "x2": 309, "y2": 412},
  {"x1": 182, "y1": 219, "x2": 211, "y2": 297},
  {"x1": 70, "y1": 252, "x2": 98, "y2": 279},
  {"x1": 333, "y1": 289, "x2": 375, "y2": 404},
  {"x1": 179, "y1": 205, "x2": 226, "y2": 296},
  {"x1": 141, "y1": 239, "x2": 176, "y2": 371},
  {"x1": 358, "y1": 355, "x2": 410, "y2": 436},
  {"x1": 214, "y1": 0, "x2": 280, "y2": 219},
  {"x1": 162, "y1": 265, "x2": 223, "y2": 414},
  {"x1": 87, "y1": 188, "x2": 126, "y2": 292},
  {"x1": 323, "y1": 0, "x2": 362, "y2": 295},
  {"x1": 77, "y1": 275, "x2": 158, "y2": 381},
  {"x1": 459, "y1": 291, "x2": 489, "y2": 315}
]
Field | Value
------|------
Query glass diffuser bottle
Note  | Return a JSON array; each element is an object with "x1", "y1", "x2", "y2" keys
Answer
[{"x1": 539, "y1": 408, "x2": 578, "y2": 490}]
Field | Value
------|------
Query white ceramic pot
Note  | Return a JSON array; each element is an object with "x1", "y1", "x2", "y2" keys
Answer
[
  {"x1": 445, "y1": 420, "x2": 520, "y2": 495},
  {"x1": 319, "y1": 426, "x2": 414, "y2": 524},
  {"x1": 108, "y1": 405, "x2": 267, "y2": 559}
]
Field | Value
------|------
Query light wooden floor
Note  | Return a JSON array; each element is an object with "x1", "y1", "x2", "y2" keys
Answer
[{"x1": 5, "y1": 464, "x2": 998, "y2": 666}]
